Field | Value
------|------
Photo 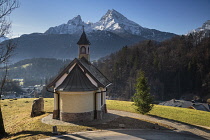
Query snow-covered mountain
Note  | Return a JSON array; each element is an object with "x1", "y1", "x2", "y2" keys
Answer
[
  {"x1": 45, "y1": 9, "x2": 142, "y2": 35},
  {"x1": 3, "y1": 9, "x2": 176, "y2": 63},
  {"x1": 45, "y1": 15, "x2": 89, "y2": 34},
  {"x1": 45, "y1": 9, "x2": 176, "y2": 41},
  {"x1": 93, "y1": 9, "x2": 145, "y2": 35},
  {"x1": 188, "y1": 20, "x2": 210, "y2": 37}
]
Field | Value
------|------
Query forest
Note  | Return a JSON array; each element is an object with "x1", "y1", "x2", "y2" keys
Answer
[
  {"x1": 95, "y1": 35, "x2": 210, "y2": 102},
  {"x1": 2, "y1": 35, "x2": 210, "y2": 102}
]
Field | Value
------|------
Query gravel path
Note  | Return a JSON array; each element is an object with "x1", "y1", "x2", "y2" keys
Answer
[
  {"x1": 42, "y1": 110, "x2": 210, "y2": 139},
  {"x1": 108, "y1": 110, "x2": 210, "y2": 139}
]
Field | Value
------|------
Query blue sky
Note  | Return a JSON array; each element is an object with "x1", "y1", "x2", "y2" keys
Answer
[{"x1": 9, "y1": 0, "x2": 210, "y2": 38}]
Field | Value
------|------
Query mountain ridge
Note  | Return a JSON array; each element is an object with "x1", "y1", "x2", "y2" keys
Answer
[
  {"x1": 45, "y1": 9, "x2": 176, "y2": 41},
  {"x1": 4, "y1": 9, "x2": 177, "y2": 62}
]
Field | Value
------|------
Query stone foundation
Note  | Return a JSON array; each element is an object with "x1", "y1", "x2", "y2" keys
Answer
[
  {"x1": 59, "y1": 105, "x2": 107, "y2": 122},
  {"x1": 60, "y1": 111, "x2": 94, "y2": 122}
]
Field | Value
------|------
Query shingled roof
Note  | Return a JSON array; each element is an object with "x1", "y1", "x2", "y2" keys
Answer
[
  {"x1": 78, "y1": 57, "x2": 111, "y2": 87},
  {"x1": 77, "y1": 30, "x2": 90, "y2": 45},
  {"x1": 47, "y1": 57, "x2": 111, "y2": 90},
  {"x1": 56, "y1": 64, "x2": 98, "y2": 92}
]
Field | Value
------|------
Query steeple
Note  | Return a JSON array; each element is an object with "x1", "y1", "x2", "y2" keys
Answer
[{"x1": 77, "y1": 26, "x2": 91, "y2": 61}]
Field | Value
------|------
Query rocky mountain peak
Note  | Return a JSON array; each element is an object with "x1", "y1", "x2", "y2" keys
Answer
[
  {"x1": 67, "y1": 15, "x2": 83, "y2": 26},
  {"x1": 94, "y1": 9, "x2": 144, "y2": 35},
  {"x1": 44, "y1": 9, "x2": 176, "y2": 41},
  {"x1": 186, "y1": 20, "x2": 210, "y2": 41},
  {"x1": 100, "y1": 9, "x2": 126, "y2": 22},
  {"x1": 202, "y1": 20, "x2": 210, "y2": 30},
  {"x1": 188, "y1": 20, "x2": 210, "y2": 37}
]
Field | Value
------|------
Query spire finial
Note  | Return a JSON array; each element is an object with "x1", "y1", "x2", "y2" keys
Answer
[{"x1": 82, "y1": 25, "x2": 84, "y2": 32}]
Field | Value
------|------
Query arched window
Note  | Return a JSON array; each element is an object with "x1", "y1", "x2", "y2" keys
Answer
[{"x1": 80, "y1": 46, "x2": 86, "y2": 54}]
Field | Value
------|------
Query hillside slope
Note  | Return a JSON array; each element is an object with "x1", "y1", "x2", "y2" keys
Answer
[
  {"x1": 96, "y1": 36, "x2": 210, "y2": 101},
  {"x1": 4, "y1": 58, "x2": 70, "y2": 86}
]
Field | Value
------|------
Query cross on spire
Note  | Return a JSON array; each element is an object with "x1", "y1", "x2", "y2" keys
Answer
[{"x1": 82, "y1": 25, "x2": 84, "y2": 32}]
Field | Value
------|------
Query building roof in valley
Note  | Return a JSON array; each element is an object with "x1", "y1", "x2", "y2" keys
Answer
[
  {"x1": 56, "y1": 64, "x2": 98, "y2": 92},
  {"x1": 159, "y1": 99, "x2": 210, "y2": 112},
  {"x1": 77, "y1": 31, "x2": 90, "y2": 45},
  {"x1": 47, "y1": 57, "x2": 111, "y2": 90},
  {"x1": 191, "y1": 104, "x2": 210, "y2": 112}
]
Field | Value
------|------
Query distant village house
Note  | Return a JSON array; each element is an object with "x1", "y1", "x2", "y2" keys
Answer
[{"x1": 12, "y1": 78, "x2": 24, "y2": 86}]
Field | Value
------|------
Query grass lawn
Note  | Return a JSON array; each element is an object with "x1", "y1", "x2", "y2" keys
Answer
[
  {"x1": 1, "y1": 98, "x2": 210, "y2": 139},
  {"x1": 107, "y1": 100, "x2": 210, "y2": 127}
]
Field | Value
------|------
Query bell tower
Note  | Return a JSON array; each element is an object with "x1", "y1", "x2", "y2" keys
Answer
[{"x1": 77, "y1": 26, "x2": 91, "y2": 61}]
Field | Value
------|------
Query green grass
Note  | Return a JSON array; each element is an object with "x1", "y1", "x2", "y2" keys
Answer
[{"x1": 107, "y1": 100, "x2": 210, "y2": 127}]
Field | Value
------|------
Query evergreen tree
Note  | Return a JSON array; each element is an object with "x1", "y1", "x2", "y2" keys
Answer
[{"x1": 132, "y1": 70, "x2": 153, "y2": 114}]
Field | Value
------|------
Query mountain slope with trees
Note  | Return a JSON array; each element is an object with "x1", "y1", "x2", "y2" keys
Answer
[
  {"x1": 95, "y1": 36, "x2": 210, "y2": 101},
  {"x1": 4, "y1": 58, "x2": 70, "y2": 86},
  {"x1": 4, "y1": 36, "x2": 210, "y2": 102}
]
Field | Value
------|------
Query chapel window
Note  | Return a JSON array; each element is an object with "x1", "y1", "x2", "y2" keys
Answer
[{"x1": 80, "y1": 46, "x2": 86, "y2": 54}]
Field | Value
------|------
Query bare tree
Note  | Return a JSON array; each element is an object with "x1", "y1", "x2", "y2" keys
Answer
[
  {"x1": 0, "y1": 63, "x2": 7, "y2": 135},
  {"x1": 0, "y1": 0, "x2": 19, "y2": 137}
]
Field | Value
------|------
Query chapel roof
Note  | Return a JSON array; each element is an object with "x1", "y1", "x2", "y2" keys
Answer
[
  {"x1": 47, "y1": 57, "x2": 111, "y2": 90},
  {"x1": 78, "y1": 57, "x2": 111, "y2": 87},
  {"x1": 56, "y1": 64, "x2": 98, "y2": 92},
  {"x1": 77, "y1": 30, "x2": 91, "y2": 45}
]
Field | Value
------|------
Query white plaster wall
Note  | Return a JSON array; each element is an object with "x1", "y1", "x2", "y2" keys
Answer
[{"x1": 60, "y1": 91, "x2": 94, "y2": 113}]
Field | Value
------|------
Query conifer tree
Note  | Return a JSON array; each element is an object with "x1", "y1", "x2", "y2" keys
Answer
[{"x1": 132, "y1": 70, "x2": 153, "y2": 114}]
